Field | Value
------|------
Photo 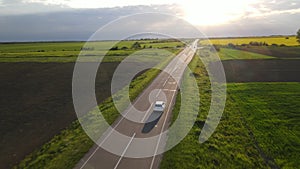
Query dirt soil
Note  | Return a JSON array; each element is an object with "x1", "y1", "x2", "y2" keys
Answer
[
  {"x1": 217, "y1": 59, "x2": 300, "y2": 82},
  {"x1": 0, "y1": 62, "x2": 120, "y2": 168},
  {"x1": 236, "y1": 46, "x2": 300, "y2": 59}
]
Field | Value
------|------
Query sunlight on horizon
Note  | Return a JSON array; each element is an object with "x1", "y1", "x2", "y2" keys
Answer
[
  {"x1": 25, "y1": 0, "x2": 263, "y2": 26},
  {"x1": 181, "y1": 0, "x2": 260, "y2": 26}
]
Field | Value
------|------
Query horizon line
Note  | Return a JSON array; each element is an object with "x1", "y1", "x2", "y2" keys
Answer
[{"x1": 0, "y1": 34, "x2": 296, "y2": 43}]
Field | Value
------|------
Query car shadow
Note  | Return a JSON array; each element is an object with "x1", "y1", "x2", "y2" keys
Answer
[{"x1": 141, "y1": 111, "x2": 163, "y2": 133}]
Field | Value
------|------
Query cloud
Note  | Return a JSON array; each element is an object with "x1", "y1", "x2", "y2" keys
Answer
[
  {"x1": 7, "y1": 0, "x2": 181, "y2": 9},
  {"x1": 258, "y1": 0, "x2": 300, "y2": 11},
  {"x1": 198, "y1": 12, "x2": 300, "y2": 37},
  {"x1": 0, "y1": 5, "x2": 185, "y2": 41},
  {"x1": 0, "y1": 0, "x2": 71, "y2": 15},
  {"x1": 243, "y1": 0, "x2": 300, "y2": 18},
  {"x1": 90, "y1": 13, "x2": 202, "y2": 40},
  {"x1": 0, "y1": 1, "x2": 299, "y2": 41}
]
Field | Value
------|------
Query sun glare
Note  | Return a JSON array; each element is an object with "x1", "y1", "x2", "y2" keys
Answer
[
  {"x1": 26, "y1": 0, "x2": 260, "y2": 26},
  {"x1": 181, "y1": 0, "x2": 259, "y2": 26}
]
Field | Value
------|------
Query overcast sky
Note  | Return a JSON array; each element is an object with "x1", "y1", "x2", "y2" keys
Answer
[{"x1": 0, "y1": 0, "x2": 299, "y2": 41}]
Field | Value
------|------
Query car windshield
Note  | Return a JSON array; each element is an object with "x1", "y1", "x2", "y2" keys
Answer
[{"x1": 155, "y1": 104, "x2": 162, "y2": 107}]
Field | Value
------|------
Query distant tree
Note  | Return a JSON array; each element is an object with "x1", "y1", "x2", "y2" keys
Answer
[
  {"x1": 131, "y1": 42, "x2": 141, "y2": 49},
  {"x1": 297, "y1": 29, "x2": 300, "y2": 43},
  {"x1": 262, "y1": 42, "x2": 268, "y2": 46},
  {"x1": 249, "y1": 41, "x2": 260, "y2": 46},
  {"x1": 81, "y1": 47, "x2": 94, "y2": 51}
]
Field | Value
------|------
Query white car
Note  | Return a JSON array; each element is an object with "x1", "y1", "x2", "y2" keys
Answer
[{"x1": 153, "y1": 101, "x2": 166, "y2": 112}]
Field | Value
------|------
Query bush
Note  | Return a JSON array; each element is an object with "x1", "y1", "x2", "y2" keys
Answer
[
  {"x1": 110, "y1": 46, "x2": 118, "y2": 50},
  {"x1": 80, "y1": 47, "x2": 94, "y2": 51},
  {"x1": 228, "y1": 43, "x2": 235, "y2": 48}
]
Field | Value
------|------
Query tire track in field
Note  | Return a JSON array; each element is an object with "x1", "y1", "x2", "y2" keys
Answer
[{"x1": 228, "y1": 90, "x2": 280, "y2": 169}]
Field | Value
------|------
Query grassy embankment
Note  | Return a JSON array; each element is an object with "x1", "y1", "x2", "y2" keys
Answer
[
  {"x1": 14, "y1": 41, "x2": 183, "y2": 169},
  {"x1": 160, "y1": 49, "x2": 300, "y2": 168}
]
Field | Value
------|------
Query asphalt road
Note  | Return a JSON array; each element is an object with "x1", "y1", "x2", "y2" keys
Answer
[{"x1": 74, "y1": 40, "x2": 198, "y2": 169}]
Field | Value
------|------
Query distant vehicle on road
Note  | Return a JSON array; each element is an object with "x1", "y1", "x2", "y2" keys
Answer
[{"x1": 153, "y1": 101, "x2": 165, "y2": 112}]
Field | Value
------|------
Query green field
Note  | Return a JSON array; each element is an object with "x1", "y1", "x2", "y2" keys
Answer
[
  {"x1": 160, "y1": 54, "x2": 300, "y2": 168},
  {"x1": 200, "y1": 36, "x2": 298, "y2": 46},
  {"x1": 218, "y1": 48, "x2": 275, "y2": 60},
  {"x1": 229, "y1": 83, "x2": 300, "y2": 168},
  {"x1": 0, "y1": 40, "x2": 184, "y2": 62}
]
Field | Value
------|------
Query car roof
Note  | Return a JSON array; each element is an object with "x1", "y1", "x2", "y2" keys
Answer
[{"x1": 155, "y1": 101, "x2": 164, "y2": 105}]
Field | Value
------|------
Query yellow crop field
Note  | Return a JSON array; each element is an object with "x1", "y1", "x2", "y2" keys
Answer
[{"x1": 200, "y1": 36, "x2": 298, "y2": 46}]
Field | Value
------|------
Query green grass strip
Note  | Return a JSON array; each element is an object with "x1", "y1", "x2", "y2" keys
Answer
[{"x1": 218, "y1": 48, "x2": 275, "y2": 60}]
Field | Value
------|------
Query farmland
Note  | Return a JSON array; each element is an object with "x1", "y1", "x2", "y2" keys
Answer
[
  {"x1": 0, "y1": 40, "x2": 183, "y2": 62},
  {"x1": 228, "y1": 82, "x2": 300, "y2": 168},
  {"x1": 13, "y1": 62, "x2": 169, "y2": 169},
  {"x1": 160, "y1": 44, "x2": 300, "y2": 168},
  {"x1": 0, "y1": 62, "x2": 118, "y2": 168},
  {"x1": 0, "y1": 40, "x2": 183, "y2": 168},
  {"x1": 1, "y1": 38, "x2": 300, "y2": 169},
  {"x1": 218, "y1": 48, "x2": 275, "y2": 60},
  {"x1": 13, "y1": 46, "x2": 177, "y2": 169},
  {"x1": 219, "y1": 59, "x2": 300, "y2": 82},
  {"x1": 235, "y1": 46, "x2": 300, "y2": 59},
  {"x1": 199, "y1": 36, "x2": 298, "y2": 46}
]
